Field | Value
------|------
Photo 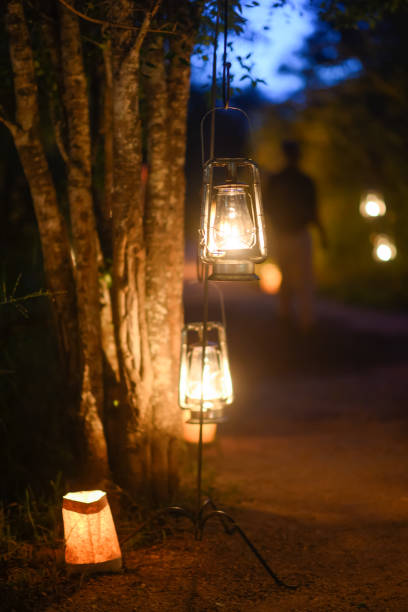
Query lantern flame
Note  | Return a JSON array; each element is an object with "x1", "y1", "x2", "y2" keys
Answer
[
  {"x1": 184, "y1": 345, "x2": 231, "y2": 408},
  {"x1": 179, "y1": 323, "x2": 233, "y2": 414},
  {"x1": 208, "y1": 186, "x2": 256, "y2": 254}
]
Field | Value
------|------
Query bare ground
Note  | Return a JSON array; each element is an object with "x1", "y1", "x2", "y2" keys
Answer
[{"x1": 5, "y1": 283, "x2": 408, "y2": 611}]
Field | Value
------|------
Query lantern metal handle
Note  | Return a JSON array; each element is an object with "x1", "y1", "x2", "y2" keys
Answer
[{"x1": 200, "y1": 106, "x2": 253, "y2": 167}]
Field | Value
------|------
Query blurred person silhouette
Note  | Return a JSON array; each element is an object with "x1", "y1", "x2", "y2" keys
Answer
[{"x1": 264, "y1": 140, "x2": 327, "y2": 332}]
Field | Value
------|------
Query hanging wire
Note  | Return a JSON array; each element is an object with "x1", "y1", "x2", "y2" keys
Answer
[
  {"x1": 222, "y1": 0, "x2": 231, "y2": 109},
  {"x1": 197, "y1": 0, "x2": 229, "y2": 512},
  {"x1": 196, "y1": 0, "x2": 221, "y2": 282},
  {"x1": 197, "y1": 264, "x2": 209, "y2": 514},
  {"x1": 210, "y1": 2, "x2": 220, "y2": 161}
]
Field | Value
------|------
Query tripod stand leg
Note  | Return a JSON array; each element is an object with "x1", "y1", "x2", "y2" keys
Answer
[{"x1": 199, "y1": 509, "x2": 297, "y2": 590}]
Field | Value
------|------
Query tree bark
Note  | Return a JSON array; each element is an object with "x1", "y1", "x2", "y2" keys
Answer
[
  {"x1": 5, "y1": 0, "x2": 79, "y2": 381},
  {"x1": 4, "y1": 0, "x2": 202, "y2": 502},
  {"x1": 166, "y1": 12, "x2": 200, "y2": 496},
  {"x1": 110, "y1": 0, "x2": 155, "y2": 495},
  {"x1": 59, "y1": 5, "x2": 110, "y2": 483}
]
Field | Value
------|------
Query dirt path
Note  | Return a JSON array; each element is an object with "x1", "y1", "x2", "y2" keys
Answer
[{"x1": 45, "y1": 285, "x2": 408, "y2": 612}]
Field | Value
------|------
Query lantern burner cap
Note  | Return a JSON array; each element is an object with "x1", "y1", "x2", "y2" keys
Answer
[
  {"x1": 187, "y1": 408, "x2": 227, "y2": 424},
  {"x1": 215, "y1": 183, "x2": 247, "y2": 191},
  {"x1": 209, "y1": 262, "x2": 259, "y2": 282}
]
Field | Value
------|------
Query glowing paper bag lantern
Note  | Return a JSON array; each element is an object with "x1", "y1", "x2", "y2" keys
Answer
[
  {"x1": 200, "y1": 158, "x2": 267, "y2": 280},
  {"x1": 62, "y1": 490, "x2": 122, "y2": 573},
  {"x1": 372, "y1": 234, "x2": 397, "y2": 262},
  {"x1": 360, "y1": 191, "x2": 386, "y2": 218},
  {"x1": 179, "y1": 321, "x2": 233, "y2": 423}
]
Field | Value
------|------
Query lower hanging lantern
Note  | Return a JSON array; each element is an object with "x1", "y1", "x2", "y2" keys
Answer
[
  {"x1": 62, "y1": 490, "x2": 122, "y2": 574},
  {"x1": 179, "y1": 321, "x2": 233, "y2": 423}
]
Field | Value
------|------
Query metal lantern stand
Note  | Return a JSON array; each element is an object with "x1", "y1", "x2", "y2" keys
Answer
[
  {"x1": 163, "y1": 264, "x2": 296, "y2": 589},
  {"x1": 120, "y1": 265, "x2": 296, "y2": 590},
  {"x1": 121, "y1": 0, "x2": 297, "y2": 591}
]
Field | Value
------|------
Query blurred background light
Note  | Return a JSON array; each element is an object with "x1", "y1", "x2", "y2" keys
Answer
[
  {"x1": 372, "y1": 234, "x2": 397, "y2": 262},
  {"x1": 360, "y1": 192, "x2": 387, "y2": 218}
]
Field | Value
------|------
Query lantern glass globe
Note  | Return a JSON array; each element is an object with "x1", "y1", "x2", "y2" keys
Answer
[
  {"x1": 209, "y1": 185, "x2": 256, "y2": 254},
  {"x1": 187, "y1": 344, "x2": 226, "y2": 406}
]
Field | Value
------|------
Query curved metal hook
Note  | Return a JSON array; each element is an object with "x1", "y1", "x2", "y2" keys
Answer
[{"x1": 200, "y1": 106, "x2": 253, "y2": 167}]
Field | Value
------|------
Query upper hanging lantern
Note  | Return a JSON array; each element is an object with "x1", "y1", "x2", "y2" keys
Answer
[
  {"x1": 199, "y1": 158, "x2": 267, "y2": 281},
  {"x1": 360, "y1": 191, "x2": 386, "y2": 219},
  {"x1": 179, "y1": 321, "x2": 233, "y2": 423}
]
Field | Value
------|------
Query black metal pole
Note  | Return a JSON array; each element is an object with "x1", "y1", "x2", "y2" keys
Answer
[{"x1": 197, "y1": 264, "x2": 209, "y2": 517}]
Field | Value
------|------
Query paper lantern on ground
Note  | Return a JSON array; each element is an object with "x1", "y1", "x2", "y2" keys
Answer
[
  {"x1": 62, "y1": 490, "x2": 122, "y2": 574},
  {"x1": 199, "y1": 158, "x2": 267, "y2": 280},
  {"x1": 179, "y1": 321, "x2": 233, "y2": 423},
  {"x1": 182, "y1": 410, "x2": 217, "y2": 444}
]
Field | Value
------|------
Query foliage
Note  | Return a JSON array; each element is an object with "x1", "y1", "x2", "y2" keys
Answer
[
  {"x1": 317, "y1": 0, "x2": 408, "y2": 28},
  {"x1": 257, "y1": 3, "x2": 408, "y2": 306}
]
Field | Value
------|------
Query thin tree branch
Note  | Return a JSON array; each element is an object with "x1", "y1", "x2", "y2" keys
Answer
[
  {"x1": 56, "y1": 0, "x2": 176, "y2": 35},
  {"x1": 54, "y1": 117, "x2": 70, "y2": 165},
  {"x1": 0, "y1": 110, "x2": 19, "y2": 138},
  {"x1": 134, "y1": 0, "x2": 162, "y2": 56}
]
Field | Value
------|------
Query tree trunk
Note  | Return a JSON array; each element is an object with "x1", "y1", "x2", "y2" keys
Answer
[
  {"x1": 5, "y1": 0, "x2": 202, "y2": 502},
  {"x1": 143, "y1": 38, "x2": 183, "y2": 502},
  {"x1": 110, "y1": 1, "x2": 154, "y2": 495},
  {"x1": 59, "y1": 5, "x2": 110, "y2": 484},
  {"x1": 166, "y1": 23, "x2": 199, "y2": 496},
  {"x1": 5, "y1": 0, "x2": 79, "y2": 381}
]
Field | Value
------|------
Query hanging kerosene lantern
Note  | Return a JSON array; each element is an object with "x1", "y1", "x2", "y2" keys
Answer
[
  {"x1": 179, "y1": 321, "x2": 233, "y2": 423},
  {"x1": 199, "y1": 157, "x2": 267, "y2": 280}
]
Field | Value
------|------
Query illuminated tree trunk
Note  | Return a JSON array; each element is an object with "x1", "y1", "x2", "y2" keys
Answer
[
  {"x1": 59, "y1": 5, "x2": 110, "y2": 483},
  {"x1": 143, "y1": 23, "x2": 195, "y2": 500},
  {"x1": 4, "y1": 0, "x2": 79, "y2": 382},
  {"x1": 109, "y1": 1, "x2": 155, "y2": 495},
  {"x1": 4, "y1": 0, "x2": 201, "y2": 503}
]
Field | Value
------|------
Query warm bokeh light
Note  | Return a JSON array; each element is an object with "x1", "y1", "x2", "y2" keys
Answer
[
  {"x1": 372, "y1": 234, "x2": 397, "y2": 262},
  {"x1": 360, "y1": 192, "x2": 386, "y2": 218},
  {"x1": 257, "y1": 261, "x2": 282, "y2": 294},
  {"x1": 182, "y1": 411, "x2": 217, "y2": 444},
  {"x1": 62, "y1": 491, "x2": 122, "y2": 573}
]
